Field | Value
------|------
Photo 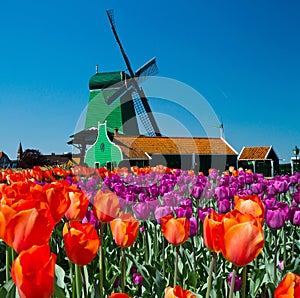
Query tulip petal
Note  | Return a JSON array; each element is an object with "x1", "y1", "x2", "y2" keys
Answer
[{"x1": 223, "y1": 221, "x2": 264, "y2": 267}]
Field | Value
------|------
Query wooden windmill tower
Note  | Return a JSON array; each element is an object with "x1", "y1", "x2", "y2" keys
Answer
[{"x1": 84, "y1": 10, "x2": 161, "y2": 137}]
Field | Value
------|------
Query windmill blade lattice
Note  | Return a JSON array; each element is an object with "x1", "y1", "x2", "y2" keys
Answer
[{"x1": 132, "y1": 91, "x2": 156, "y2": 136}]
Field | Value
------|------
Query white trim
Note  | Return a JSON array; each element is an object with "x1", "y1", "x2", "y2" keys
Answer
[
  {"x1": 221, "y1": 137, "x2": 239, "y2": 155},
  {"x1": 237, "y1": 146, "x2": 245, "y2": 160}
]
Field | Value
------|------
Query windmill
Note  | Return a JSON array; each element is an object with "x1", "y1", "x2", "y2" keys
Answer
[{"x1": 104, "y1": 9, "x2": 161, "y2": 137}]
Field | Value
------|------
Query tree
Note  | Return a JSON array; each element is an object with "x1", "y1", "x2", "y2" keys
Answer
[{"x1": 19, "y1": 149, "x2": 48, "y2": 169}]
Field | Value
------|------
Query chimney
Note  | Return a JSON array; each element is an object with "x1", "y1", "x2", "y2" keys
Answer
[{"x1": 114, "y1": 128, "x2": 118, "y2": 136}]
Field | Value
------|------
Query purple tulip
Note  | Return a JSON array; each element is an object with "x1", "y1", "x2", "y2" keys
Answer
[
  {"x1": 251, "y1": 182, "x2": 263, "y2": 194},
  {"x1": 289, "y1": 174, "x2": 299, "y2": 185},
  {"x1": 227, "y1": 272, "x2": 242, "y2": 292},
  {"x1": 175, "y1": 205, "x2": 192, "y2": 219},
  {"x1": 290, "y1": 207, "x2": 300, "y2": 226},
  {"x1": 133, "y1": 273, "x2": 143, "y2": 286},
  {"x1": 265, "y1": 202, "x2": 290, "y2": 229},
  {"x1": 190, "y1": 184, "x2": 204, "y2": 199},
  {"x1": 138, "y1": 192, "x2": 148, "y2": 202},
  {"x1": 215, "y1": 186, "x2": 230, "y2": 200},
  {"x1": 218, "y1": 198, "x2": 232, "y2": 214},
  {"x1": 245, "y1": 173, "x2": 254, "y2": 185},
  {"x1": 132, "y1": 202, "x2": 151, "y2": 220},
  {"x1": 188, "y1": 217, "x2": 198, "y2": 237},
  {"x1": 147, "y1": 185, "x2": 159, "y2": 197},
  {"x1": 278, "y1": 260, "x2": 284, "y2": 271},
  {"x1": 273, "y1": 180, "x2": 289, "y2": 194},
  {"x1": 209, "y1": 168, "x2": 219, "y2": 180},
  {"x1": 262, "y1": 197, "x2": 277, "y2": 211},
  {"x1": 162, "y1": 192, "x2": 179, "y2": 207},
  {"x1": 237, "y1": 175, "x2": 246, "y2": 189},
  {"x1": 82, "y1": 209, "x2": 100, "y2": 229},
  {"x1": 145, "y1": 197, "x2": 159, "y2": 212},
  {"x1": 154, "y1": 205, "x2": 172, "y2": 224},
  {"x1": 113, "y1": 278, "x2": 120, "y2": 288},
  {"x1": 198, "y1": 207, "x2": 214, "y2": 222},
  {"x1": 293, "y1": 191, "x2": 300, "y2": 204},
  {"x1": 130, "y1": 266, "x2": 137, "y2": 274}
]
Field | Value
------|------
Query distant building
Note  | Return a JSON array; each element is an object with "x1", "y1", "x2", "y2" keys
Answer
[
  {"x1": 237, "y1": 146, "x2": 279, "y2": 176},
  {"x1": 0, "y1": 152, "x2": 11, "y2": 169},
  {"x1": 43, "y1": 153, "x2": 73, "y2": 166}
]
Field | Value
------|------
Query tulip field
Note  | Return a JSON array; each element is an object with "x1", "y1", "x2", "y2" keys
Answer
[{"x1": 0, "y1": 165, "x2": 300, "y2": 297}]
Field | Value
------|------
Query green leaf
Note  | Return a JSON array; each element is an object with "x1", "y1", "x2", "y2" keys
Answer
[
  {"x1": 0, "y1": 279, "x2": 16, "y2": 298},
  {"x1": 55, "y1": 264, "x2": 66, "y2": 289},
  {"x1": 53, "y1": 283, "x2": 67, "y2": 298}
]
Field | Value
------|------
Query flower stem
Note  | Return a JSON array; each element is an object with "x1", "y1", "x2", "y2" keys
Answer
[
  {"x1": 144, "y1": 222, "x2": 149, "y2": 263},
  {"x1": 99, "y1": 223, "x2": 104, "y2": 298},
  {"x1": 274, "y1": 230, "x2": 278, "y2": 284},
  {"x1": 162, "y1": 237, "x2": 165, "y2": 279},
  {"x1": 68, "y1": 260, "x2": 75, "y2": 298},
  {"x1": 6, "y1": 245, "x2": 11, "y2": 283},
  {"x1": 121, "y1": 248, "x2": 126, "y2": 293},
  {"x1": 174, "y1": 246, "x2": 179, "y2": 287},
  {"x1": 81, "y1": 266, "x2": 87, "y2": 298},
  {"x1": 241, "y1": 266, "x2": 247, "y2": 298},
  {"x1": 228, "y1": 266, "x2": 237, "y2": 298},
  {"x1": 283, "y1": 228, "x2": 286, "y2": 269},
  {"x1": 206, "y1": 251, "x2": 216, "y2": 298},
  {"x1": 154, "y1": 224, "x2": 158, "y2": 262},
  {"x1": 75, "y1": 264, "x2": 82, "y2": 298},
  {"x1": 191, "y1": 237, "x2": 197, "y2": 274}
]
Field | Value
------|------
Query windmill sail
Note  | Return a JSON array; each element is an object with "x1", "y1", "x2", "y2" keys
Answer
[{"x1": 105, "y1": 9, "x2": 161, "y2": 136}]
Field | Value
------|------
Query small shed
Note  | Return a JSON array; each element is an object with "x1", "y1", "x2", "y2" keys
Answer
[{"x1": 237, "y1": 146, "x2": 279, "y2": 177}]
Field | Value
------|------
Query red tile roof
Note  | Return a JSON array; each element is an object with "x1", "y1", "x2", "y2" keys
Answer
[
  {"x1": 238, "y1": 146, "x2": 272, "y2": 160},
  {"x1": 113, "y1": 136, "x2": 237, "y2": 159}
]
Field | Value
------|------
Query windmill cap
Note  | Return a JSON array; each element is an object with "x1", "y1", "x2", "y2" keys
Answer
[{"x1": 89, "y1": 71, "x2": 130, "y2": 90}]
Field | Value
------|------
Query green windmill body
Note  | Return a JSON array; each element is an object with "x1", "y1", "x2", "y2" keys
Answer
[{"x1": 84, "y1": 70, "x2": 140, "y2": 135}]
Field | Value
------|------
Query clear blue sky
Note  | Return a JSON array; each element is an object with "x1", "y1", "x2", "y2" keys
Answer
[{"x1": 1, "y1": 0, "x2": 299, "y2": 164}]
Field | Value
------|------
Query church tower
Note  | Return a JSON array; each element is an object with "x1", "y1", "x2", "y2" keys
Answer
[{"x1": 17, "y1": 142, "x2": 23, "y2": 162}]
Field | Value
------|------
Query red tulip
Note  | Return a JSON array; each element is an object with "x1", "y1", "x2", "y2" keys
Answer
[
  {"x1": 31, "y1": 182, "x2": 71, "y2": 224},
  {"x1": 0, "y1": 200, "x2": 55, "y2": 253},
  {"x1": 275, "y1": 272, "x2": 300, "y2": 297},
  {"x1": 65, "y1": 185, "x2": 89, "y2": 221},
  {"x1": 161, "y1": 214, "x2": 189, "y2": 246},
  {"x1": 110, "y1": 213, "x2": 139, "y2": 247},
  {"x1": 63, "y1": 221, "x2": 101, "y2": 265},
  {"x1": 108, "y1": 294, "x2": 132, "y2": 298},
  {"x1": 203, "y1": 211, "x2": 225, "y2": 253},
  {"x1": 93, "y1": 189, "x2": 120, "y2": 223},
  {"x1": 11, "y1": 244, "x2": 56, "y2": 298}
]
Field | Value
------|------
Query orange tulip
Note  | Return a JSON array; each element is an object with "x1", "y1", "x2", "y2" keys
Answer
[
  {"x1": 164, "y1": 285, "x2": 196, "y2": 298},
  {"x1": 161, "y1": 214, "x2": 189, "y2": 246},
  {"x1": 108, "y1": 294, "x2": 132, "y2": 298},
  {"x1": 63, "y1": 221, "x2": 101, "y2": 265},
  {"x1": 65, "y1": 185, "x2": 89, "y2": 221},
  {"x1": 110, "y1": 213, "x2": 139, "y2": 247},
  {"x1": 203, "y1": 211, "x2": 225, "y2": 253},
  {"x1": 11, "y1": 244, "x2": 56, "y2": 298},
  {"x1": 221, "y1": 210, "x2": 264, "y2": 267},
  {"x1": 93, "y1": 189, "x2": 120, "y2": 223},
  {"x1": 31, "y1": 182, "x2": 71, "y2": 224},
  {"x1": 234, "y1": 195, "x2": 264, "y2": 222},
  {"x1": 0, "y1": 200, "x2": 55, "y2": 253},
  {"x1": 274, "y1": 272, "x2": 300, "y2": 298}
]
